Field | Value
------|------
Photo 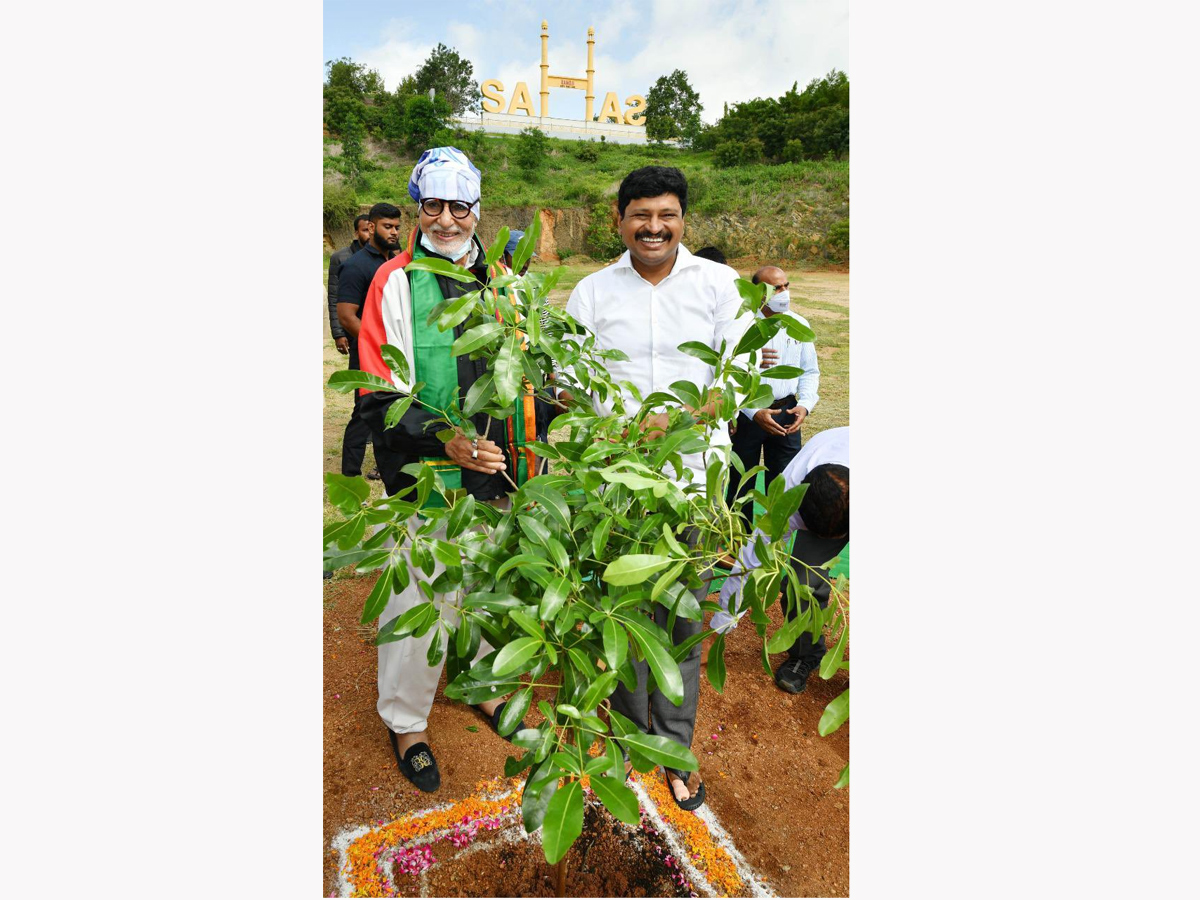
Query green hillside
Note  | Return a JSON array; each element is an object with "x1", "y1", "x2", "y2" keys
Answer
[{"x1": 323, "y1": 131, "x2": 848, "y2": 265}]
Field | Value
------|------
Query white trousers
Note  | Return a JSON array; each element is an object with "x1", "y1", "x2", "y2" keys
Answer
[{"x1": 376, "y1": 516, "x2": 493, "y2": 734}]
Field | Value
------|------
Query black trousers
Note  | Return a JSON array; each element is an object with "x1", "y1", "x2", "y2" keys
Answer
[
  {"x1": 726, "y1": 396, "x2": 803, "y2": 532},
  {"x1": 781, "y1": 528, "x2": 846, "y2": 663},
  {"x1": 341, "y1": 345, "x2": 372, "y2": 477}
]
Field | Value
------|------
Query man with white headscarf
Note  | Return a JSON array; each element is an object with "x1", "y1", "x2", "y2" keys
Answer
[{"x1": 352, "y1": 147, "x2": 544, "y2": 792}]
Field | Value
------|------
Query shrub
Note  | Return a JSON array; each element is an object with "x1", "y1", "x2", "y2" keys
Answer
[
  {"x1": 782, "y1": 139, "x2": 805, "y2": 163},
  {"x1": 513, "y1": 126, "x2": 550, "y2": 173},
  {"x1": 585, "y1": 200, "x2": 625, "y2": 259},
  {"x1": 323, "y1": 182, "x2": 359, "y2": 231},
  {"x1": 713, "y1": 138, "x2": 764, "y2": 168},
  {"x1": 340, "y1": 112, "x2": 367, "y2": 182},
  {"x1": 827, "y1": 217, "x2": 849, "y2": 254},
  {"x1": 573, "y1": 141, "x2": 600, "y2": 162}
]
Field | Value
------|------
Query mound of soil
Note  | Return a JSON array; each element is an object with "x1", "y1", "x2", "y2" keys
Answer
[{"x1": 419, "y1": 804, "x2": 689, "y2": 898}]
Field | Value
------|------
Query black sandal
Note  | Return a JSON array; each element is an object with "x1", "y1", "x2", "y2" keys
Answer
[
  {"x1": 471, "y1": 701, "x2": 527, "y2": 739},
  {"x1": 662, "y1": 766, "x2": 706, "y2": 811},
  {"x1": 387, "y1": 729, "x2": 440, "y2": 792}
]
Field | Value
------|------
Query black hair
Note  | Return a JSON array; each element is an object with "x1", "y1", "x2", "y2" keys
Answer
[
  {"x1": 617, "y1": 166, "x2": 688, "y2": 218},
  {"x1": 798, "y1": 463, "x2": 849, "y2": 540},
  {"x1": 694, "y1": 246, "x2": 727, "y2": 265},
  {"x1": 368, "y1": 202, "x2": 402, "y2": 222},
  {"x1": 353, "y1": 214, "x2": 370, "y2": 228}
]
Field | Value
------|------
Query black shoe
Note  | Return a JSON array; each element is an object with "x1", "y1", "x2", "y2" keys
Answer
[
  {"x1": 775, "y1": 656, "x2": 818, "y2": 694},
  {"x1": 387, "y1": 731, "x2": 441, "y2": 792},
  {"x1": 365, "y1": 467, "x2": 382, "y2": 481}
]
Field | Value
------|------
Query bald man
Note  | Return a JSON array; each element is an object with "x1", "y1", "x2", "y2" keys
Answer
[{"x1": 725, "y1": 265, "x2": 820, "y2": 530}]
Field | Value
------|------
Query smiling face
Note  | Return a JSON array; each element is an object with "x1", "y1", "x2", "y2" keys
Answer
[
  {"x1": 618, "y1": 193, "x2": 684, "y2": 273},
  {"x1": 418, "y1": 200, "x2": 477, "y2": 261}
]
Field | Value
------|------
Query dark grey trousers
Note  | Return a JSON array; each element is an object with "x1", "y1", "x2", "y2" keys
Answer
[
  {"x1": 783, "y1": 528, "x2": 847, "y2": 663},
  {"x1": 609, "y1": 582, "x2": 706, "y2": 752},
  {"x1": 609, "y1": 528, "x2": 706, "y2": 753}
]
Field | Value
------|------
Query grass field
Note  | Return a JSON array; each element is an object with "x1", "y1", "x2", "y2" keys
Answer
[{"x1": 322, "y1": 259, "x2": 848, "y2": 532}]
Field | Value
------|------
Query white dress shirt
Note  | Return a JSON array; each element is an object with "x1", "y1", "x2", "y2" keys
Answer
[
  {"x1": 564, "y1": 245, "x2": 753, "y2": 492},
  {"x1": 712, "y1": 425, "x2": 849, "y2": 632},
  {"x1": 740, "y1": 310, "x2": 820, "y2": 419}
]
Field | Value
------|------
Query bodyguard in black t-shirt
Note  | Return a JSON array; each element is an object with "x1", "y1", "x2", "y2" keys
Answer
[{"x1": 335, "y1": 203, "x2": 402, "y2": 478}]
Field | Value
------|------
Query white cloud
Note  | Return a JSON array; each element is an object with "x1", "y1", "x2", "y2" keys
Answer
[
  {"x1": 357, "y1": 31, "x2": 432, "y2": 92},
  {"x1": 602, "y1": 0, "x2": 849, "y2": 123}
]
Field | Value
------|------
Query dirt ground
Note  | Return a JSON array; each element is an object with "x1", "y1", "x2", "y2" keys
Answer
[
  {"x1": 323, "y1": 572, "x2": 849, "y2": 897},
  {"x1": 322, "y1": 261, "x2": 850, "y2": 897}
]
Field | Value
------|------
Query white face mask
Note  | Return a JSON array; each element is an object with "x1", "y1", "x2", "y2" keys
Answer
[
  {"x1": 420, "y1": 228, "x2": 474, "y2": 263},
  {"x1": 766, "y1": 290, "x2": 791, "y2": 314}
]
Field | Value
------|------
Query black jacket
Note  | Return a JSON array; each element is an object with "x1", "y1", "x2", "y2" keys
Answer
[
  {"x1": 359, "y1": 241, "x2": 553, "y2": 501},
  {"x1": 326, "y1": 239, "x2": 362, "y2": 339}
]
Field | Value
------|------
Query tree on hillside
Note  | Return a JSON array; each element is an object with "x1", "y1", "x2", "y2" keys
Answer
[
  {"x1": 324, "y1": 57, "x2": 387, "y2": 135},
  {"x1": 513, "y1": 126, "x2": 550, "y2": 174},
  {"x1": 414, "y1": 43, "x2": 480, "y2": 116},
  {"x1": 645, "y1": 70, "x2": 703, "y2": 147},
  {"x1": 402, "y1": 94, "x2": 453, "y2": 152},
  {"x1": 340, "y1": 112, "x2": 366, "y2": 183}
]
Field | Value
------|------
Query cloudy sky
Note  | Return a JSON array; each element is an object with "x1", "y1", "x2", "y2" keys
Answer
[{"x1": 323, "y1": 0, "x2": 848, "y2": 125}]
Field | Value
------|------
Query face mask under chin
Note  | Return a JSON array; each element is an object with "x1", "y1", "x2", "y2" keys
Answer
[{"x1": 420, "y1": 229, "x2": 474, "y2": 262}]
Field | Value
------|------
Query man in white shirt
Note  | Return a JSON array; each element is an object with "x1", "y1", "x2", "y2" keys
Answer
[
  {"x1": 726, "y1": 265, "x2": 820, "y2": 530},
  {"x1": 559, "y1": 165, "x2": 751, "y2": 810},
  {"x1": 713, "y1": 426, "x2": 848, "y2": 694}
]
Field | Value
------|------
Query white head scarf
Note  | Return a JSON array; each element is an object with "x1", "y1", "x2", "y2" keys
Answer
[{"x1": 407, "y1": 146, "x2": 482, "y2": 221}]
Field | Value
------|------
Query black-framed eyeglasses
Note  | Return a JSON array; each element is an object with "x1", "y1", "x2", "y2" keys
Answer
[{"x1": 420, "y1": 198, "x2": 474, "y2": 220}]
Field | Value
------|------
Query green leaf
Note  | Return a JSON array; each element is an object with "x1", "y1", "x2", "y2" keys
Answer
[
  {"x1": 509, "y1": 609, "x2": 545, "y2": 640},
  {"x1": 592, "y1": 518, "x2": 613, "y2": 558},
  {"x1": 327, "y1": 369, "x2": 399, "y2": 393},
  {"x1": 497, "y1": 687, "x2": 532, "y2": 736},
  {"x1": 493, "y1": 332, "x2": 523, "y2": 404},
  {"x1": 668, "y1": 380, "x2": 704, "y2": 410},
  {"x1": 546, "y1": 537, "x2": 569, "y2": 573},
  {"x1": 834, "y1": 764, "x2": 849, "y2": 789},
  {"x1": 451, "y1": 320, "x2": 506, "y2": 356},
  {"x1": 446, "y1": 494, "x2": 476, "y2": 540},
  {"x1": 379, "y1": 343, "x2": 412, "y2": 384},
  {"x1": 522, "y1": 763, "x2": 562, "y2": 832},
  {"x1": 780, "y1": 315, "x2": 816, "y2": 342},
  {"x1": 676, "y1": 340, "x2": 720, "y2": 366},
  {"x1": 405, "y1": 255, "x2": 476, "y2": 282},
  {"x1": 600, "y1": 469, "x2": 660, "y2": 490},
  {"x1": 619, "y1": 616, "x2": 684, "y2": 707},
  {"x1": 375, "y1": 601, "x2": 436, "y2": 643},
  {"x1": 706, "y1": 633, "x2": 727, "y2": 693},
  {"x1": 522, "y1": 482, "x2": 571, "y2": 532},
  {"x1": 493, "y1": 636, "x2": 543, "y2": 676},
  {"x1": 438, "y1": 291, "x2": 480, "y2": 331},
  {"x1": 324, "y1": 473, "x2": 370, "y2": 513},
  {"x1": 517, "y1": 515, "x2": 552, "y2": 545},
  {"x1": 820, "y1": 620, "x2": 849, "y2": 680},
  {"x1": 361, "y1": 566, "x2": 395, "y2": 624},
  {"x1": 589, "y1": 774, "x2": 640, "y2": 825},
  {"x1": 578, "y1": 671, "x2": 619, "y2": 713},
  {"x1": 462, "y1": 591, "x2": 524, "y2": 612},
  {"x1": 733, "y1": 321, "x2": 772, "y2": 356},
  {"x1": 614, "y1": 730, "x2": 698, "y2": 771},
  {"x1": 818, "y1": 688, "x2": 849, "y2": 737},
  {"x1": 651, "y1": 560, "x2": 688, "y2": 602},
  {"x1": 486, "y1": 226, "x2": 510, "y2": 269},
  {"x1": 602, "y1": 618, "x2": 627, "y2": 671},
  {"x1": 541, "y1": 779, "x2": 583, "y2": 864},
  {"x1": 512, "y1": 215, "x2": 541, "y2": 276},
  {"x1": 465, "y1": 725, "x2": 479, "y2": 733},
  {"x1": 760, "y1": 364, "x2": 805, "y2": 379},
  {"x1": 540, "y1": 576, "x2": 571, "y2": 621},
  {"x1": 496, "y1": 553, "x2": 552, "y2": 578},
  {"x1": 382, "y1": 394, "x2": 415, "y2": 430},
  {"x1": 766, "y1": 609, "x2": 807, "y2": 654},
  {"x1": 602, "y1": 554, "x2": 674, "y2": 586}
]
